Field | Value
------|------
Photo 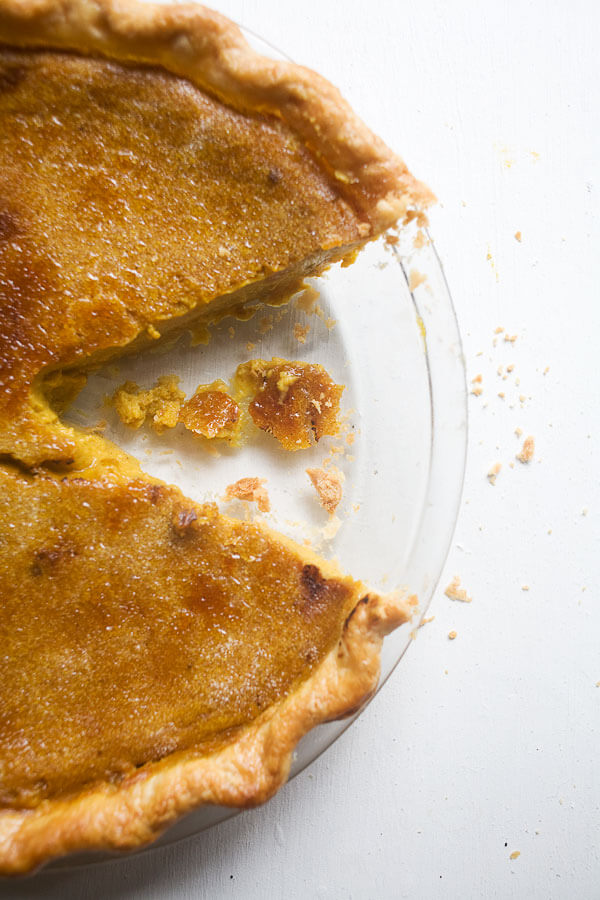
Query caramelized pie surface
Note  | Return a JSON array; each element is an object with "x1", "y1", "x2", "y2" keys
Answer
[{"x1": 0, "y1": 467, "x2": 358, "y2": 810}]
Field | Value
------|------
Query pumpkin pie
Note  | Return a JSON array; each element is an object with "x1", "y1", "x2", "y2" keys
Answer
[{"x1": 0, "y1": 0, "x2": 430, "y2": 874}]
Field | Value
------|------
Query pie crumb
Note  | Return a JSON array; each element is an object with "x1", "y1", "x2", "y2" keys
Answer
[
  {"x1": 494, "y1": 326, "x2": 505, "y2": 334},
  {"x1": 448, "y1": 630, "x2": 457, "y2": 640},
  {"x1": 522, "y1": 585, "x2": 530, "y2": 591},
  {"x1": 509, "y1": 851, "x2": 520, "y2": 860},
  {"x1": 419, "y1": 615, "x2": 435, "y2": 629},
  {"x1": 246, "y1": 342, "x2": 255, "y2": 352},
  {"x1": 517, "y1": 436, "x2": 535, "y2": 463},
  {"x1": 306, "y1": 466, "x2": 343, "y2": 514},
  {"x1": 293, "y1": 323, "x2": 310, "y2": 344},
  {"x1": 224, "y1": 477, "x2": 270, "y2": 513},
  {"x1": 413, "y1": 229, "x2": 427, "y2": 249},
  {"x1": 487, "y1": 462, "x2": 502, "y2": 485},
  {"x1": 515, "y1": 427, "x2": 523, "y2": 437},
  {"x1": 514, "y1": 231, "x2": 522, "y2": 242},
  {"x1": 504, "y1": 334, "x2": 518, "y2": 343},
  {"x1": 444, "y1": 576, "x2": 472, "y2": 603},
  {"x1": 409, "y1": 268, "x2": 427, "y2": 291}
]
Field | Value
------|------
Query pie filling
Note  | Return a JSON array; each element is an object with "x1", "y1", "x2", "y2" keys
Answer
[
  {"x1": 0, "y1": 48, "x2": 365, "y2": 468},
  {"x1": 0, "y1": 467, "x2": 360, "y2": 810}
]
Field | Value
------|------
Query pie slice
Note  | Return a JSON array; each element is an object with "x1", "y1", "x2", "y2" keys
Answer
[{"x1": 0, "y1": 0, "x2": 429, "y2": 874}]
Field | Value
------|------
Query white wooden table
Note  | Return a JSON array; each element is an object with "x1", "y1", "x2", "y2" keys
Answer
[{"x1": 3, "y1": 1, "x2": 598, "y2": 897}]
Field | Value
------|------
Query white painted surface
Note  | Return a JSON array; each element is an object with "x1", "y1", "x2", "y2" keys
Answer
[{"x1": 3, "y1": 1, "x2": 598, "y2": 897}]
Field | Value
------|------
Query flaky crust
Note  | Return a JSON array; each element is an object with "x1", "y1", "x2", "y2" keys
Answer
[
  {"x1": 0, "y1": 589, "x2": 411, "y2": 875},
  {"x1": 0, "y1": 0, "x2": 433, "y2": 230}
]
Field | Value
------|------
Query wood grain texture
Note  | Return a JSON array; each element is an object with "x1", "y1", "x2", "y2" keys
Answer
[{"x1": 1, "y1": 0, "x2": 598, "y2": 896}]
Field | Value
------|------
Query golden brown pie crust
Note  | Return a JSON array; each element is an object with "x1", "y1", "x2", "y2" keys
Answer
[{"x1": 0, "y1": 0, "x2": 425, "y2": 874}]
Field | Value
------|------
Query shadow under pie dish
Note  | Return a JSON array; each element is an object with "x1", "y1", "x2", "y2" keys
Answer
[{"x1": 0, "y1": 0, "x2": 432, "y2": 875}]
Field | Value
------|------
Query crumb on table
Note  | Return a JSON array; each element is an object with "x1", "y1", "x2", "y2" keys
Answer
[
  {"x1": 444, "y1": 575, "x2": 472, "y2": 603},
  {"x1": 516, "y1": 435, "x2": 535, "y2": 463},
  {"x1": 487, "y1": 462, "x2": 502, "y2": 485}
]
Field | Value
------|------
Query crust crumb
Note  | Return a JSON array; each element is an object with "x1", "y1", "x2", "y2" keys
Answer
[
  {"x1": 444, "y1": 576, "x2": 472, "y2": 603},
  {"x1": 346, "y1": 432, "x2": 355, "y2": 446},
  {"x1": 228, "y1": 326, "x2": 235, "y2": 339},
  {"x1": 224, "y1": 477, "x2": 270, "y2": 513},
  {"x1": 471, "y1": 375, "x2": 483, "y2": 397},
  {"x1": 509, "y1": 851, "x2": 521, "y2": 860},
  {"x1": 306, "y1": 467, "x2": 343, "y2": 514},
  {"x1": 448, "y1": 630, "x2": 457, "y2": 640},
  {"x1": 487, "y1": 462, "x2": 502, "y2": 484},
  {"x1": 515, "y1": 427, "x2": 523, "y2": 437},
  {"x1": 293, "y1": 323, "x2": 310, "y2": 344},
  {"x1": 321, "y1": 514, "x2": 341, "y2": 540},
  {"x1": 514, "y1": 231, "x2": 522, "y2": 242},
  {"x1": 409, "y1": 268, "x2": 427, "y2": 291},
  {"x1": 246, "y1": 341, "x2": 256, "y2": 352},
  {"x1": 325, "y1": 317, "x2": 336, "y2": 330},
  {"x1": 494, "y1": 326, "x2": 504, "y2": 334},
  {"x1": 522, "y1": 585, "x2": 530, "y2": 591},
  {"x1": 419, "y1": 615, "x2": 435, "y2": 628},
  {"x1": 413, "y1": 229, "x2": 427, "y2": 249},
  {"x1": 504, "y1": 334, "x2": 518, "y2": 343},
  {"x1": 517, "y1": 436, "x2": 535, "y2": 463},
  {"x1": 506, "y1": 364, "x2": 515, "y2": 373}
]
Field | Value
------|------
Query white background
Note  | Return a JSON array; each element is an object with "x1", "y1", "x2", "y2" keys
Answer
[{"x1": 3, "y1": 1, "x2": 599, "y2": 897}]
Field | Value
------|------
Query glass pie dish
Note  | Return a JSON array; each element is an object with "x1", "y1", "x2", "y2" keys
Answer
[{"x1": 54, "y1": 23, "x2": 467, "y2": 866}]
